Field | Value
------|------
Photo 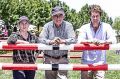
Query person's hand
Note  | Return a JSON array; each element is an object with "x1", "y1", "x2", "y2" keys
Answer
[
  {"x1": 91, "y1": 39, "x2": 111, "y2": 45},
  {"x1": 54, "y1": 37, "x2": 61, "y2": 45},
  {"x1": 49, "y1": 37, "x2": 59, "y2": 45},
  {"x1": 7, "y1": 33, "x2": 17, "y2": 44},
  {"x1": 104, "y1": 40, "x2": 112, "y2": 44},
  {"x1": 54, "y1": 37, "x2": 66, "y2": 44},
  {"x1": 90, "y1": 39, "x2": 105, "y2": 45},
  {"x1": 49, "y1": 37, "x2": 65, "y2": 45}
]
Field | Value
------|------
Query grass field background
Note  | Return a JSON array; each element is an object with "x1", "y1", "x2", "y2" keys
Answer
[{"x1": 0, "y1": 50, "x2": 120, "y2": 79}]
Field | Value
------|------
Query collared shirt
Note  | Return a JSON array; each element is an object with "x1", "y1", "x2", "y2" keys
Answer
[
  {"x1": 39, "y1": 21, "x2": 75, "y2": 57},
  {"x1": 7, "y1": 31, "x2": 40, "y2": 63},
  {"x1": 77, "y1": 22, "x2": 116, "y2": 64}
]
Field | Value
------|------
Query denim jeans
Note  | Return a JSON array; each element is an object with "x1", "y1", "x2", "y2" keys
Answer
[{"x1": 13, "y1": 70, "x2": 35, "y2": 79}]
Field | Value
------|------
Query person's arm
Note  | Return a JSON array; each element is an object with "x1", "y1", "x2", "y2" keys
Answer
[
  {"x1": 7, "y1": 32, "x2": 29, "y2": 44},
  {"x1": 39, "y1": 22, "x2": 76, "y2": 45},
  {"x1": 77, "y1": 26, "x2": 97, "y2": 44},
  {"x1": 7, "y1": 32, "x2": 17, "y2": 44},
  {"x1": 39, "y1": 24, "x2": 60, "y2": 45},
  {"x1": 39, "y1": 24, "x2": 51, "y2": 45},
  {"x1": 77, "y1": 25, "x2": 88, "y2": 43},
  {"x1": 106, "y1": 24, "x2": 117, "y2": 44},
  {"x1": 62, "y1": 23, "x2": 76, "y2": 45}
]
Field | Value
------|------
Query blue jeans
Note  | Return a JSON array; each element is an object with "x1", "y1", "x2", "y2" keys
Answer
[{"x1": 13, "y1": 70, "x2": 35, "y2": 79}]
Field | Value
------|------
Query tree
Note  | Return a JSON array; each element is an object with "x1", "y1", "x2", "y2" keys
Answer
[
  {"x1": 78, "y1": 4, "x2": 90, "y2": 28},
  {"x1": 0, "y1": 0, "x2": 114, "y2": 34},
  {"x1": 113, "y1": 17, "x2": 120, "y2": 35}
]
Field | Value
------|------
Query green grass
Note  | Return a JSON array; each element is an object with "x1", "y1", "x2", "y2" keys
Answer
[
  {"x1": 0, "y1": 51, "x2": 120, "y2": 79},
  {"x1": 105, "y1": 51, "x2": 120, "y2": 79}
]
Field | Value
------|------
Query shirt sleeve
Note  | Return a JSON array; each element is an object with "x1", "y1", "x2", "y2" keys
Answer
[
  {"x1": 39, "y1": 24, "x2": 51, "y2": 45},
  {"x1": 7, "y1": 33, "x2": 17, "y2": 44},
  {"x1": 64, "y1": 23, "x2": 76, "y2": 45},
  {"x1": 77, "y1": 25, "x2": 88, "y2": 43},
  {"x1": 106, "y1": 24, "x2": 117, "y2": 44}
]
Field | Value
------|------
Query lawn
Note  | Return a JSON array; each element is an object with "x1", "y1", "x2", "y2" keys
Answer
[{"x1": 0, "y1": 51, "x2": 120, "y2": 79}]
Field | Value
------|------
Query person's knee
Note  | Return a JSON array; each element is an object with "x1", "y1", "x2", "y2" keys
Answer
[
  {"x1": 45, "y1": 70, "x2": 57, "y2": 79},
  {"x1": 94, "y1": 71, "x2": 105, "y2": 79},
  {"x1": 57, "y1": 72, "x2": 67, "y2": 79},
  {"x1": 81, "y1": 71, "x2": 89, "y2": 79},
  {"x1": 13, "y1": 70, "x2": 25, "y2": 79}
]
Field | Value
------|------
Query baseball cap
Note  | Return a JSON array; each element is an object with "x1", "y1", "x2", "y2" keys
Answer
[
  {"x1": 18, "y1": 16, "x2": 29, "y2": 23},
  {"x1": 51, "y1": 6, "x2": 65, "y2": 16}
]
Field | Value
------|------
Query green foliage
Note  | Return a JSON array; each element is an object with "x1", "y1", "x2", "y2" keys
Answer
[
  {"x1": 77, "y1": 4, "x2": 90, "y2": 28},
  {"x1": 101, "y1": 11, "x2": 113, "y2": 25},
  {"x1": 0, "y1": 0, "x2": 113, "y2": 33},
  {"x1": 0, "y1": 51, "x2": 120, "y2": 79},
  {"x1": 113, "y1": 17, "x2": 120, "y2": 35}
]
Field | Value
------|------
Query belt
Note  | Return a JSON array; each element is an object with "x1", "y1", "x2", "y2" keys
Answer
[{"x1": 44, "y1": 54, "x2": 67, "y2": 59}]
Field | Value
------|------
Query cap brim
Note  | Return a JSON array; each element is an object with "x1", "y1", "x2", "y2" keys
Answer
[
  {"x1": 19, "y1": 19, "x2": 29, "y2": 23},
  {"x1": 52, "y1": 11, "x2": 65, "y2": 16}
]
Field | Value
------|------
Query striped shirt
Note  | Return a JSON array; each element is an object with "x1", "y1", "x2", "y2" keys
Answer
[
  {"x1": 7, "y1": 31, "x2": 40, "y2": 63},
  {"x1": 77, "y1": 22, "x2": 116, "y2": 64},
  {"x1": 39, "y1": 21, "x2": 76, "y2": 57}
]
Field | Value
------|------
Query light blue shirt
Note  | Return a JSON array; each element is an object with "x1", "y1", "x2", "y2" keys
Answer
[
  {"x1": 77, "y1": 22, "x2": 116, "y2": 64},
  {"x1": 39, "y1": 21, "x2": 76, "y2": 57}
]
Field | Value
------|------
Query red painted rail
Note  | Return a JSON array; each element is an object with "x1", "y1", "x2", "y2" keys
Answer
[
  {"x1": 0, "y1": 55, "x2": 81, "y2": 58},
  {"x1": 0, "y1": 63, "x2": 119, "y2": 70}
]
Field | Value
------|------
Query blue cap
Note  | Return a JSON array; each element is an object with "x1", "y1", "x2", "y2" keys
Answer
[
  {"x1": 51, "y1": 6, "x2": 65, "y2": 16},
  {"x1": 19, "y1": 16, "x2": 29, "y2": 23}
]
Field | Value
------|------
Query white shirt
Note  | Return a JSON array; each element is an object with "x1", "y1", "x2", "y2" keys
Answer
[{"x1": 77, "y1": 22, "x2": 116, "y2": 64}]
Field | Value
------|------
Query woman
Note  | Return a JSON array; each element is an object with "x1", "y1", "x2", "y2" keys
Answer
[{"x1": 7, "y1": 16, "x2": 40, "y2": 79}]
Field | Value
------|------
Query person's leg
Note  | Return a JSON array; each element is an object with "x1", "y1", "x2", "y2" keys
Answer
[
  {"x1": 94, "y1": 71, "x2": 105, "y2": 79},
  {"x1": 25, "y1": 70, "x2": 36, "y2": 79},
  {"x1": 57, "y1": 70, "x2": 67, "y2": 79},
  {"x1": 81, "y1": 71, "x2": 93, "y2": 79},
  {"x1": 13, "y1": 70, "x2": 25, "y2": 79},
  {"x1": 44, "y1": 56, "x2": 57, "y2": 79},
  {"x1": 57, "y1": 57, "x2": 68, "y2": 79},
  {"x1": 45, "y1": 70, "x2": 57, "y2": 79}
]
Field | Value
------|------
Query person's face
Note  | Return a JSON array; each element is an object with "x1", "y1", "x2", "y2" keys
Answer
[
  {"x1": 52, "y1": 13, "x2": 64, "y2": 27},
  {"x1": 19, "y1": 20, "x2": 29, "y2": 32},
  {"x1": 90, "y1": 11, "x2": 101, "y2": 28}
]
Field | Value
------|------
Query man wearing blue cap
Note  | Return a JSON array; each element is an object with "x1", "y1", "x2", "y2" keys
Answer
[
  {"x1": 7, "y1": 16, "x2": 40, "y2": 79},
  {"x1": 39, "y1": 6, "x2": 76, "y2": 79}
]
